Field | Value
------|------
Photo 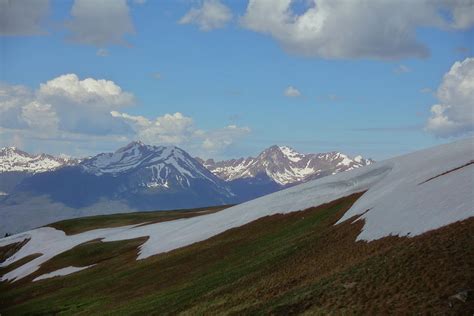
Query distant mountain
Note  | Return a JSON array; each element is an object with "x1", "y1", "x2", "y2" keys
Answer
[
  {"x1": 8, "y1": 141, "x2": 235, "y2": 210},
  {"x1": 1, "y1": 141, "x2": 237, "y2": 235},
  {"x1": 0, "y1": 146, "x2": 78, "y2": 173},
  {"x1": 0, "y1": 147, "x2": 78, "y2": 195},
  {"x1": 198, "y1": 145, "x2": 373, "y2": 200},
  {"x1": 0, "y1": 142, "x2": 373, "y2": 235}
]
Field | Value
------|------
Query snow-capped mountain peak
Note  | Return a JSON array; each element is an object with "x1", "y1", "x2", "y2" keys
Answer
[
  {"x1": 80, "y1": 142, "x2": 223, "y2": 190},
  {"x1": 278, "y1": 145, "x2": 303, "y2": 162},
  {"x1": 201, "y1": 145, "x2": 374, "y2": 185},
  {"x1": 0, "y1": 147, "x2": 77, "y2": 173}
]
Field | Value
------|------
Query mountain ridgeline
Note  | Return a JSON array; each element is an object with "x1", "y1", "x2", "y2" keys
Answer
[
  {"x1": 198, "y1": 145, "x2": 372, "y2": 201},
  {"x1": 0, "y1": 147, "x2": 78, "y2": 196},
  {"x1": 0, "y1": 142, "x2": 372, "y2": 235},
  {"x1": 9, "y1": 142, "x2": 234, "y2": 210}
]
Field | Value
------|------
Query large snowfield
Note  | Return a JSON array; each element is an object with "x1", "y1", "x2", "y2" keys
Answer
[{"x1": 1, "y1": 138, "x2": 473, "y2": 282}]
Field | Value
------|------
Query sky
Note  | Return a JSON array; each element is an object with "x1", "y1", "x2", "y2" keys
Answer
[{"x1": 0, "y1": 0, "x2": 473, "y2": 160}]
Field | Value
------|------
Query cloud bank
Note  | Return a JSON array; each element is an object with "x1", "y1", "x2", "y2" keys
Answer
[
  {"x1": 426, "y1": 57, "x2": 474, "y2": 137},
  {"x1": 240, "y1": 0, "x2": 474, "y2": 60},
  {"x1": 0, "y1": 74, "x2": 250, "y2": 156}
]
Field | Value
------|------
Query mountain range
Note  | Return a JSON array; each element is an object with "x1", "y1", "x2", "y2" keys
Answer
[
  {"x1": 0, "y1": 142, "x2": 372, "y2": 235},
  {"x1": 5, "y1": 141, "x2": 233, "y2": 209},
  {"x1": 199, "y1": 145, "x2": 372, "y2": 185},
  {"x1": 0, "y1": 147, "x2": 78, "y2": 196},
  {"x1": 198, "y1": 145, "x2": 372, "y2": 201}
]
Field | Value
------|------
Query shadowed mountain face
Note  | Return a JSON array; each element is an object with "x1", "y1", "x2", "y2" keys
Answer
[{"x1": 5, "y1": 142, "x2": 235, "y2": 210}]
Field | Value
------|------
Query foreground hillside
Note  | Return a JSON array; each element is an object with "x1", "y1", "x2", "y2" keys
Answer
[
  {"x1": 1, "y1": 194, "x2": 473, "y2": 314},
  {"x1": 1, "y1": 138, "x2": 473, "y2": 314}
]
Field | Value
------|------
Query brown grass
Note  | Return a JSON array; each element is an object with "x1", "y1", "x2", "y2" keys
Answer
[{"x1": 0, "y1": 239, "x2": 30, "y2": 263}]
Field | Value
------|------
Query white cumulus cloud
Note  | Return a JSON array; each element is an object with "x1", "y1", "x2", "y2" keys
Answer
[
  {"x1": 202, "y1": 125, "x2": 251, "y2": 152},
  {"x1": 0, "y1": 74, "x2": 251, "y2": 156},
  {"x1": 179, "y1": 0, "x2": 232, "y2": 31},
  {"x1": 21, "y1": 101, "x2": 59, "y2": 133},
  {"x1": 38, "y1": 73, "x2": 134, "y2": 109},
  {"x1": 111, "y1": 111, "x2": 251, "y2": 154},
  {"x1": 0, "y1": 74, "x2": 135, "y2": 137},
  {"x1": 284, "y1": 86, "x2": 301, "y2": 97},
  {"x1": 426, "y1": 57, "x2": 474, "y2": 137},
  {"x1": 240, "y1": 0, "x2": 474, "y2": 60},
  {"x1": 111, "y1": 111, "x2": 197, "y2": 145}
]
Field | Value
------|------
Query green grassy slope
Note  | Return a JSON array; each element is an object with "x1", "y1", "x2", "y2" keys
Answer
[
  {"x1": 48, "y1": 204, "x2": 231, "y2": 235},
  {"x1": 1, "y1": 193, "x2": 473, "y2": 315}
]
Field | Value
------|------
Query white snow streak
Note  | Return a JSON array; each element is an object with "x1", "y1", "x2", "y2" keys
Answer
[{"x1": 33, "y1": 265, "x2": 95, "y2": 282}]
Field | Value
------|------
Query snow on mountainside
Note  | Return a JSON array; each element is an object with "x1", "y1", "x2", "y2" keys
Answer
[
  {"x1": 0, "y1": 147, "x2": 78, "y2": 173},
  {"x1": 200, "y1": 145, "x2": 373, "y2": 185},
  {"x1": 80, "y1": 141, "x2": 220, "y2": 189},
  {"x1": 0, "y1": 141, "x2": 235, "y2": 229},
  {"x1": 2, "y1": 138, "x2": 472, "y2": 282}
]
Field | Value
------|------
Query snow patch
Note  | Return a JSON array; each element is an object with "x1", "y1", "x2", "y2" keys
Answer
[
  {"x1": 33, "y1": 265, "x2": 95, "y2": 282},
  {"x1": 279, "y1": 146, "x2": 303, "y2": 162}
]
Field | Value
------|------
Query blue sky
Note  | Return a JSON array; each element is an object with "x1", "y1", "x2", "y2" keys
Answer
[{"x1": 0, "y1": 0, "x2": 473, "y2": 160}]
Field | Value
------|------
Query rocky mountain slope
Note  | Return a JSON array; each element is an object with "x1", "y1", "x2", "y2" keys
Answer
[
  {"x1": 199, "y1": 145, "x2": 373, "y2": 185},
  {"x1": 198, "y1": 145, "x2": 373, "y2": 201}
]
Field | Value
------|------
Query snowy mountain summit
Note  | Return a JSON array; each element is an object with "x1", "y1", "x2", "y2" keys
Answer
[
  {"x1": 0, "y1": 147, "x2": 77, "y2": 174},
  {"x1": 201, "y1": 145, "x2": 373, "y2": 185},
  {"x1": 0, "y1": 142, "x2": 372, "y2": 234},
  {"x1": 0, "y1": 141, "x2": 234, "y2": 219},
  {"x1": 81, "y1": 141, "x2": 220, "y2": 189}
]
